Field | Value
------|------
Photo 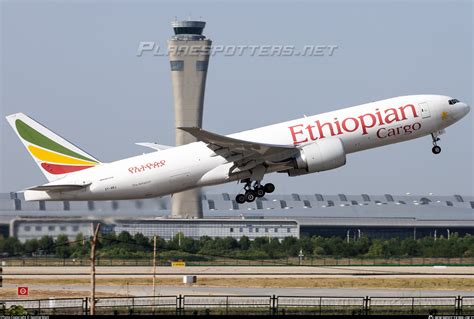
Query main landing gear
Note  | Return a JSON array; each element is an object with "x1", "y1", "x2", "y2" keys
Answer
[
  {"x1": 431, "y1": 133, "x2": 441, "y2": 155},
  {"x1": 235, "y1": 180, "x2": 275, "y2": 204}
]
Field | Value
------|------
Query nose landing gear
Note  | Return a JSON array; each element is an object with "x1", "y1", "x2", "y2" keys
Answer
[
  {"x1": 235, "y1": 180, "x2": 275, "y2": 204},
  {"x1": 431, "y1": 133, "x2": 441, "y2": 155}
]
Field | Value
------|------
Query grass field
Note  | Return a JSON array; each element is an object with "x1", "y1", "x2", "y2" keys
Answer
[{"x1": 0, "y1": 288, "x2": 127, "y2": 299}]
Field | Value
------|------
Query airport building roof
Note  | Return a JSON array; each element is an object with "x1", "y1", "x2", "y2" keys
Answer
[
  {"x1": 1, "y1": 192, "x2": 473, "y2": 224},
  {"x1": 2, "y1": 192, "x2": 473, "y2": 241}
]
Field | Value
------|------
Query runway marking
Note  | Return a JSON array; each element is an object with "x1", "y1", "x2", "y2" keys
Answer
[{"x1": 4, "y1": 272, "x2": 474, "y2": 276}]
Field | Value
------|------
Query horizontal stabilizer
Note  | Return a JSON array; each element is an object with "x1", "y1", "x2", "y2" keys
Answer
[
  {"x1": 27, "y1": 183, "x2": 91, "y2": 192},
  {"x1": 135, "y1": 142, "x2": 173, "y2": 151}
]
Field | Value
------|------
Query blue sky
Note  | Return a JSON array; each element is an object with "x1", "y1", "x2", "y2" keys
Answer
[{"x1": 1, "y1": 0, "x2": 472, "y2": 195}]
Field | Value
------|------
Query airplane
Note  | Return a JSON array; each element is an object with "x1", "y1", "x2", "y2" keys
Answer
[{"x1": 5, "y1": 94, "x2": 470, "y2": 204}]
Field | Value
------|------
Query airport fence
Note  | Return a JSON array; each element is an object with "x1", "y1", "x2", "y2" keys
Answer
[
  {"x1": 1, "y1": 295, "x2": 473, "y2": 316},
  {"x1": 2, "y1": 256, "x2": 474, "y2": 267}
]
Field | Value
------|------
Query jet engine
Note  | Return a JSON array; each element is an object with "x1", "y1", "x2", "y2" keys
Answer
[{"x1": 287, "y1": 138, "x2": 346, "y2": 176}]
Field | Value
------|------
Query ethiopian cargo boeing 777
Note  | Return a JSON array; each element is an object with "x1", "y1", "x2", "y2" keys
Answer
[{"x1": 6, "y1": 95, "x2": 470, "y2": 203}]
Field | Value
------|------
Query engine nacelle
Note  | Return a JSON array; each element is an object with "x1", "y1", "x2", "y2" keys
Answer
[{"x1": 288, "y1": 138, "x2": 346, "y2": 176}]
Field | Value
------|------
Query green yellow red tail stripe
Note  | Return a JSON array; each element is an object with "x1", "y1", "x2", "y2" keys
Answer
[
  {"x1": 14, "y1": 118, "x2": 99, "y2": 174},
  {"x1": 27, "y1": 145, "x2": 97, "y2": 166},
  {"x1": 6, "y1": 114, "x2": 100, "y2": 177},
  {"x1": 15, "y1": 119, "x2": 98, "y2": 163},
  {"x1": 40, "y1": 163, "x2": 94, "y2": 174}
]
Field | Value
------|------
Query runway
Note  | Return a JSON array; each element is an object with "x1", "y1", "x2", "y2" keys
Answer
[
  {"x1": 4, "y1": 265, "x2": 474, "y2": 278},
  {"x1": 2, "y1": 265, "x2": 473, "y2": 299}
]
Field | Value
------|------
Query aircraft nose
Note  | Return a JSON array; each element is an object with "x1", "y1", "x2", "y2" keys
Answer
[
  {"x1": 460, "y1": 102, "x2": 470, "y2": 117},
  {"x1": 454, "y1": 102, "x2": 470, "y2": 120},
  {"x1": 464, "y1": 103, "x2": 471, "y2": 115}
]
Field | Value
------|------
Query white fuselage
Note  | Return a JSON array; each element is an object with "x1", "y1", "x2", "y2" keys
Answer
[{"x1": 24, "y1": 95, "x2": 470, "y2": 201}]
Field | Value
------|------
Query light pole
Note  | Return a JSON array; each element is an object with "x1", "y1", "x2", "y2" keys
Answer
[
  {"x1": 90, "y1": 223, "x2": 101, "y2": 316},
  {"x1": 152, "y1": 235, "x2": 157, "y2": 313}
]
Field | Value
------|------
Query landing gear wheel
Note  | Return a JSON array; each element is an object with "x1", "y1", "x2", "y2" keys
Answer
[
  {"x1": 264, "y1": 183, "x2": 275, "y2": 193},
  {"x1": 255, "y1": 186, "x2": 265, "y2": 198},
  {"x1": 432, "y1": 145, "x2": 441, "y2": 155},
  {"x1": 245, "y1": 190, "x2": 256, "y2": 202},
  {"x1": 431, "y1": 133, "x2": 442, "y2": 155},
  {"x1": 236, "y1": 194, "x2": 246, "y2": 204}
]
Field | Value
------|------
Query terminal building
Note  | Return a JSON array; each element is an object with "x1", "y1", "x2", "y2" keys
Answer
[{"x1": 1, "y1": 192, "x2": 474, "y2": 242}]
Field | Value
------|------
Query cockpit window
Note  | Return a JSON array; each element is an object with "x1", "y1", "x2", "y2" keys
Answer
[{"x1": 449, "y1": 99, "x2": 460, "y2": 105}]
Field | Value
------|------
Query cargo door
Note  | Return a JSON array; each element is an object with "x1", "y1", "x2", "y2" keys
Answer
[{"x1": 418, "y1": 102, "x2": 431, "y2": 119}]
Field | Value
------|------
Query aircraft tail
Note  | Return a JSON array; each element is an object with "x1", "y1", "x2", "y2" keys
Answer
[{"x1": 5, "y1": 113, "x2": 101, "y2": 182}]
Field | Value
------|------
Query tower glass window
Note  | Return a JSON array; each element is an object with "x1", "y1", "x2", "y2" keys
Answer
[
  {"x1": 196, "y1": 61, "x2": 208, "y2": 71},
  {"x1": 170, "y1": 60, "x2": 184, "y2": 71},
  {"x1": 173, "y1": 27, "x2": 203, "y2": 35}
]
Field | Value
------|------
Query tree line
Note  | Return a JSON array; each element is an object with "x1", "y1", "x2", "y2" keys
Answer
[{"x1": 1, "y1": 232, "x2": 474, "y2": 260}]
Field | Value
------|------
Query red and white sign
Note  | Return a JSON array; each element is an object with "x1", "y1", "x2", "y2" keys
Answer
[{"x1": 17, "y1": 286, "x2": 28, "y2": 296}]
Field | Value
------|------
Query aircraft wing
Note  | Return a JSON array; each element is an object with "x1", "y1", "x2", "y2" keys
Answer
[{"x1": 178, "y1": 127, "x2": 298, "y2": 171}]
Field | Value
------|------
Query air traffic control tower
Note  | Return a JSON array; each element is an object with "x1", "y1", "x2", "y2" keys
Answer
[{"x1": 168, "y1": 20, "x2": 211, "y2": 218}]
